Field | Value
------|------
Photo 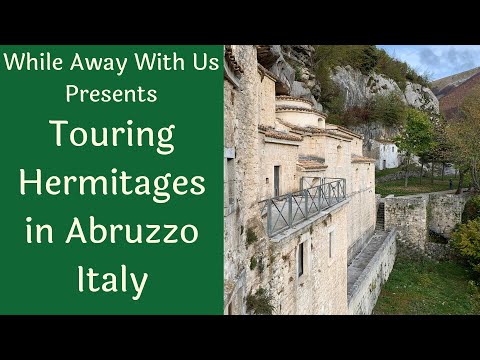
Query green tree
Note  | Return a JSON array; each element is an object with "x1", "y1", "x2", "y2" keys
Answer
[
  {"x1": 446, "y1": 85, "x2": 480, "y2": 193},
  {"x1": 369, "y1": 92, "x2": 407, "y2": 126},
  {"x1": 452, "y1": 218, "x2": 480, "y2": 274},
  {"x1": 394, "y1": 108, "x2": 434, "y2": 187}
]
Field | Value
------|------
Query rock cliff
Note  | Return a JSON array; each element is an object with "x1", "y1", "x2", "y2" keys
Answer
[{"x1": 256, "y1": 45, "x2": 440, "y2": 135}]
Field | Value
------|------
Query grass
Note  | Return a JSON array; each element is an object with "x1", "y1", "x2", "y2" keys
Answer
[
  {"x1": 373, "y1": 256, "x2": 480, "y2": 315},
  {"x1": 376, "y1": 176, "x2": 461, "y2": 197},
  {"x1": 376, "y1": 164, "x2": 420, "y2": 178}
]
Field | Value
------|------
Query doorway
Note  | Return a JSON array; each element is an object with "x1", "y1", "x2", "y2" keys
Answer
[
  {"x1": 274, "y1": 166, "x2": 280, "y2": 197},
  {"x1": 383, "y1": 159, "x2": 386, "y2": 169}
]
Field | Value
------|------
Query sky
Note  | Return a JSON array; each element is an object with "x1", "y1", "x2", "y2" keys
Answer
[{"x1": 377, "y1": 45, "x2": 480, "y2": 80}]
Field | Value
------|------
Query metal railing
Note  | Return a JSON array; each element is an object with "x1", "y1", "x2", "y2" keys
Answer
[{"x1": 259, "y1": 178, "x2": 346, "y2": 237}]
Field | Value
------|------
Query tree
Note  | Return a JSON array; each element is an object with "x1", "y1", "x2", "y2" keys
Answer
[
  {"x1": 394, "y1": 108, "x2": 434, "y2": 187},
  {"x1": 452, "y1": 218, "x2": 480, "y2": 275},
  {"x1": 446, "y1": 85, "x2": 480, "y2": 193}
]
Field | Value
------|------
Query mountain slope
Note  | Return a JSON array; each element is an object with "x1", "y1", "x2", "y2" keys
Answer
[
  {"x1": 431, "y1": 66, "x2": 480, "y2": 99},
  {"x1": 439, "y1": 72, "x2": 480, "y2": 119}
]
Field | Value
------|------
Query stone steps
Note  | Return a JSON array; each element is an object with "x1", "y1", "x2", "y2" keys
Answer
[{"x1": 376, "y1": 202, "x2": 385, "y2": 231}]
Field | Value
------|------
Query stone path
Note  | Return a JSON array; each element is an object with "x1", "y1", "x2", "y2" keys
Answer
[{"x1": 347, "y1": 230, "x2": 389, "y2": 300}]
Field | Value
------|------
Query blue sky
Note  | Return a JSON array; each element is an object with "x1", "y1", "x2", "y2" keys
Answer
[{"x1": 378, "y1": 45, "x2": 480, "y2": 80}]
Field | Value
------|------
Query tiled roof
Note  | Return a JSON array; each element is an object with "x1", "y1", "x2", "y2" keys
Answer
[
  {"x1": 326, "y1": 131, "x2": 354, "y2": 140},
  {"x1": 275, "y1": 95, "x2": 314, "y2": 106},
  {"x1": 351, "y1": 155, "x2": 376, "y2": 163},
  {"x1": 258, "y1": 64, "x2": 278, "y2": 81},
  {"x1": 326, "y1": 123, "x2": 364, "y2": 139},
  {"x1": 258, "y1": 124, "x2": 303, "y2": 142},
  {"x1": 225, "y1": 46, "x2": 244, "y2": 75},
  {"x1": 276, "y1": 118, "x2": 326, "y2": 134},
  {"x1": 276, "y1": 105, "x2": 327, "y2": 118},
  {"x1": 297, "y1": 159, "x2": 328, "y2": 170}
]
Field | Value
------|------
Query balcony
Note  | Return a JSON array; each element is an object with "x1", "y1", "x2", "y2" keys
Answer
[{"x1": 259, "y1": 178, "x2": 347, "y2": 237}]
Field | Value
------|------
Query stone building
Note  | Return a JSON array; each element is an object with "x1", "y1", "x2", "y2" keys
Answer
[
  {"x1": 365, "y1": 139, "x2": 400, "y2": 170},
  {"x1": 224, "y1": 45, "x2": 394, "y2": 315}
]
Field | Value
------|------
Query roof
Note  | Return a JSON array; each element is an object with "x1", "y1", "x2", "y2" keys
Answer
[
  {"x1": 276, "y1": 105, "x2": 327, "y2": 118},
  {"x1": 258, "y1": 63, "x2": 278, "y2": 82},
  {"x1": 326, "y1": 131, "x2": 353, "y2": 141},
  {"x1": 276, "y1": 118, "x2": 326, "y2": 134},
  {"x1": 297, "y1": 159, "x2": 328, "y2": 170},
  {"x1": 351, "y1": 155, "x2": 376, "y2": 163},
  {"x1": 276, "y1": 95, "x2": 314, "y2": 106},
  {"x1": 326, "y1": 123, "x2": 363, "y2": 139},
  {"x1": 258, "y1": 124, "x2": 303, "y2": 142},
  {"x1": 376, "y1": 139, "x2": 396, "y2": 144},
  {"x1": 224, "y1": 46, "x2": 244, "y2": 75}
]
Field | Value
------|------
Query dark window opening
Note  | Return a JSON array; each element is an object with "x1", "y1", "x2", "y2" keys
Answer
[{"x1": 298, "y1": 242, "x2": 304, "y2": 277}]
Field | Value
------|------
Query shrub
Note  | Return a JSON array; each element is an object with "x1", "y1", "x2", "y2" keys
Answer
[
  {"x1": 452, "y1": 219, "x2": 480, "y2": 274},
  {"x1": 249, "y1": 256, "x2": 257, "y2": 270},
  {"x1": 462, "y1": 196, "x2": 480, "y2": 223},
  {"x1": 246, "y1": 227, "x2": 258, "y2": 246},
  {"x1": 369, "y1": 92, "x2": 407, "y2": 127},
  {"x1": 246, "y1": 287, "x2": 275, "y2": 315}
]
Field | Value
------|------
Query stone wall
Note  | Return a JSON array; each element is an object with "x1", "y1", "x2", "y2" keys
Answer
[
  {"x1": 224, "y1": 45, "x2": 261, "y2": 312},
  {"x1": 384, "y1": 192, "x2": 470, "y2": 253},
  {"x1": 347, "y1": 162, "x2": 376, "y2": 263},
  {"x1": 251, "y1": 201, "x2": 349, "y2": 314},
  {"x1": 428, "y1": 192, "x2": 470, "y2": 239},
  {"x1": 348, "y1": 229, "x2": 397, "y2": 315},
  {"x1": 258, "y1": 73, "x2": 276, "y2": 128},
  {"x1": 384, "y1": 195, "x2": 428, "y2": 249},
  {"x1": 259, "y1": 140, "x2": 299, "y2": 199}
]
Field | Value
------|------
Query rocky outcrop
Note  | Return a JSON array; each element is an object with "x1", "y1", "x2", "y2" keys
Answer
[
  {"x1": 256, "y1": 45, "x2": 439, "y2": 122},
  {"x1": 404, "y1": 82, "x2": 439, "y2": 113},
  {"x1": 331, "y1": 66, "x2": 404, "y2": 108},
  {"x1": 331, "y1": 66, "x2": 439, "y2": 114},
  {"x1": 257, "y1": 45, "x2": 323, "y2": 111}
]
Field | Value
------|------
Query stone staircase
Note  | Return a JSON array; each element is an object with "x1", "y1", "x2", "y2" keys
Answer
[{"x1": 376, "y1": 202, "x2": 385, "y2": 231}]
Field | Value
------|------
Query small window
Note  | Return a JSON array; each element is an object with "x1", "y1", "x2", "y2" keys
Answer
[
  {"x1": 336, "y1": 145, "x2": 343, "y2": 165},
  {"x1": 297, "y1": 242, "x2": 304, "y2": 277},
  {"x1": 227, "y1": 158, "x2": 235, "y2": 206},
  {"x1": 329, "y1": 231, "x2": 334, "y2": 258}
]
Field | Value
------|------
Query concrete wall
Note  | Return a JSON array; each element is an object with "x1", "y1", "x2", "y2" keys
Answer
[
  {"x1": 429, "y1": 192, "x2": 470, "y2": 239},
  {"x1": 347, "y1": 229, "x2": 396, "y2": 315},
  {"x1": 384, "y1": 195, "x2": 428, "y2": 249}
]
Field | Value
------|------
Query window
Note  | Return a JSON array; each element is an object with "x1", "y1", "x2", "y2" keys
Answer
[
  {"x1": 329, "y1": 231, "x2": 334, "y2": 259},
  {"x1": 227, "y1": 158, "x2": 235, "y2": 206},
  {"x1": 297, "y1": 242, "x2": 304, "y2": 277},
  {"x1": 336, "y1": 145, "x2": 343, "y2": 165},
  {"x1": 392, "y1": 146, "x2": 394, "y2": 153}
]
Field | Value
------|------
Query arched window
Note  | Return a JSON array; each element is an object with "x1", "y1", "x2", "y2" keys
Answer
[{"x1": 337, "y1": 145, "x2": 343, "y2": 165}]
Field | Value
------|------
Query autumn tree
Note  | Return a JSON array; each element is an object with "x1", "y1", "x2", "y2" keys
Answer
[
  {"x1": 394, "y1": 108, "x2": 434, "y2": 187},
  {"x1": 446, "y1": 85, "x2": 480, "y2": 194}
]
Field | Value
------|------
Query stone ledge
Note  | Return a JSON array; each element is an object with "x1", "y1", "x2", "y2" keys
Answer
[
  {"x1": 270, "y1": 199, "x2": 350, "y2": 244},
  {"x1": 347, "y1": 228, "x2": 396, "y2": 303}
]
